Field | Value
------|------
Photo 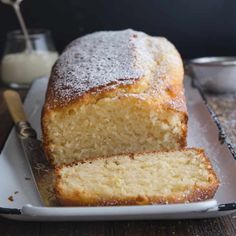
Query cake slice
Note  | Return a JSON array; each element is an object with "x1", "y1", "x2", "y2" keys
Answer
[
  {"x1": 42, "y1": 29, "x2": 187, "y2": 166},
  {"x1": 55, "y1": 149, "x2": 219, "y2": 206}
]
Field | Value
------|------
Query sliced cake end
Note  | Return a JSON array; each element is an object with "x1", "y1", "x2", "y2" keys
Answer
[{"x1": 55, "y1": 148, "x2": 219, "y2": 206}]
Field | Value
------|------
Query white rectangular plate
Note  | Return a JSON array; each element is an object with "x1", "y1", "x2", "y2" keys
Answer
[{"x1": 1, "y1": 76, "x2": 236, "y2": 221}]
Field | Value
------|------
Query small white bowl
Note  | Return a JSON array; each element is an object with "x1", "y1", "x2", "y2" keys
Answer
[{"x1": 187, "y1": 57, "x2": 236, "y2": 93}]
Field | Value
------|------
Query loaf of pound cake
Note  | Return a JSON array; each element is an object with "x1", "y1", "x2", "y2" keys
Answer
[
  {"x1": 42, "y1": 29, "x2": 188, "y2": 166},
  {"x1": 55, "y1": 148, "x2": 219, "y2": 206}
]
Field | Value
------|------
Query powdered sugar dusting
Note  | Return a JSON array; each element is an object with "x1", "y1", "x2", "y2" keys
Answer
[
  {"x1": 49, "y1": 29, "x2": 154, "y2": 106},
  {"x1": 47, "y1": 29, "x2": 183, "y2": 108}
]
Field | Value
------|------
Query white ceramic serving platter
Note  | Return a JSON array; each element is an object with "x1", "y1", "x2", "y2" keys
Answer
[{"x1": 1, "y1": 76, "x2": 236, "y2": 221}]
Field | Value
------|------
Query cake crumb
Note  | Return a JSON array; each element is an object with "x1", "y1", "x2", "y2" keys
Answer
[
  {"x1": 25, "y1": 177, "x2": 31, "y2": 180},
  {"x1": 14, "y1": 191, "x2": 19, "y2": 194},
  {"x1": 8, "y1": 196, "x2": 14, "y2": 202}
]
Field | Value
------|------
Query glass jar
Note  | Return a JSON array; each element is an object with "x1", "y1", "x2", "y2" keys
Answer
[{"x1": 0, "y1": 29, "x2": 58, "y2": 88}]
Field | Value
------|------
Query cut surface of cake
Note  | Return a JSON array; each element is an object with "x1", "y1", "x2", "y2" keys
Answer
[
  {"x1": 55, "y1": 149, "x2": 219, "y2": 206},
  {"x1": 42, "y1": 29, "x2": 188, "y2": 166}
]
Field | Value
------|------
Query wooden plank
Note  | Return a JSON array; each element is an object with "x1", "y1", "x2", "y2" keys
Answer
[
  {"x1": 39, "y1": 217, "x2": 236, "y2": 236},
  {"x1": 40, "y1": 221, "x2": 112, "y2": 236},
  {"x1": 0, "y1": 217, "x2": 40, "y2": 236}
]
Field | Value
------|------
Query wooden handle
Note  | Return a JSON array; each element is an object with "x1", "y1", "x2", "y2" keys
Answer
[{"x1": 3, "y1": 90, "x2": 27, "y2": 123}]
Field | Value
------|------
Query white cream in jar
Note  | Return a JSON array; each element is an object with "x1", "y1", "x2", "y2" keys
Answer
[{"x1": 1, "y1": 50, "x2": 58, "y2": 85}]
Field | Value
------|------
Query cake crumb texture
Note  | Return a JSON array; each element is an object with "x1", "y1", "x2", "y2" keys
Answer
[{"x1": 55, "y1": 149, "x2": 219, "y2": 206}]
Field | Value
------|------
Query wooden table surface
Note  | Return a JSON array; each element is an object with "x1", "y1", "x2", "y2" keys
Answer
[{"x1": 0, "y1": 86, "x2": 236, "y2": 236}]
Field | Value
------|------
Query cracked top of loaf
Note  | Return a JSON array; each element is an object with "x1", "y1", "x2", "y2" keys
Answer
[{"x1": 44, "y1": 29, "x2": 186, "y2": 112}]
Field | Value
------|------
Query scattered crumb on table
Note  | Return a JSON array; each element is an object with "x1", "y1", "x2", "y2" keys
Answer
[
  {"x1": 8, "y1": 195, "x2": 14, "y2": 202},
  {"x1": 14, "y1": 191, "x2": 19, "y2": 194},
  {"x1": 25, "y1": 177, "x2": 31, "y2": 180}
]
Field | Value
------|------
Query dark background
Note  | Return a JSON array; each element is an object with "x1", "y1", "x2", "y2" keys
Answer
[{"x1": 0, "y1": 0, "x2": 236, "y2": 59}]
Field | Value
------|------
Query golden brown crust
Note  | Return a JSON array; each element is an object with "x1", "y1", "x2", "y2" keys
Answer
[
  {"x1": 42, "y1": 30, "x2": 186, "y2": 111},
  {"x1": 55, "y1": 185, "x2": 219, "y2": 206},
  {"x1": 54, "y1": 148, "x2": 219, "y2": 206}
]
